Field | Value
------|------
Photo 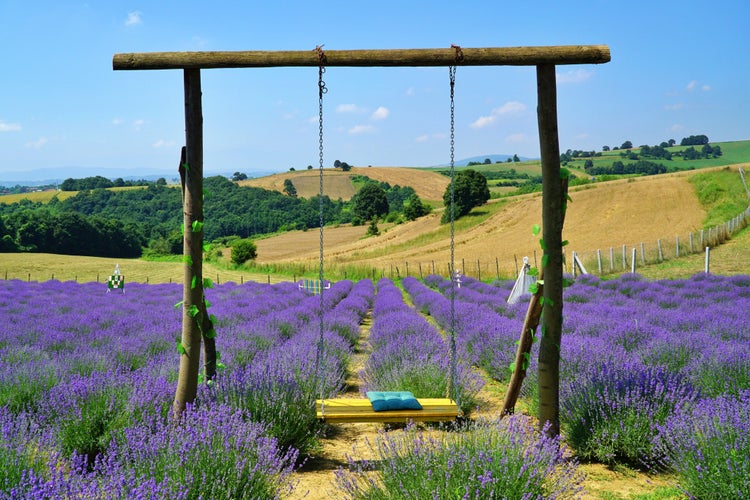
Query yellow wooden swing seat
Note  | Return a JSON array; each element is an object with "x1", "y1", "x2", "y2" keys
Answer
[{"x1": 316, "y1": 398, "x2": 459, "y2": 423}]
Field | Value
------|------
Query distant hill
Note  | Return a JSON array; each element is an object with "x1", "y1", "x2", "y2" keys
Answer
[{"x1": 451, "y1": 154, "x2": 535, "y2": 166}]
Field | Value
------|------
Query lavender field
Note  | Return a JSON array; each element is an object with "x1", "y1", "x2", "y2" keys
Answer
[{"x1": 1, "y1": 272, "x2": 748, "y2": 498}]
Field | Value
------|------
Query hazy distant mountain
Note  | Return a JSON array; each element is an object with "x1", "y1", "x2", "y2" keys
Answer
[{"x1": 0, "y1": 166, "x2": 275, "y2": 187}]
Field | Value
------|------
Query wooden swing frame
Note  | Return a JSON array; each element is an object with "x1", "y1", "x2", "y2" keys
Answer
[{"x1": 114, "y1": 45, "x2": 610, "y2": 426}]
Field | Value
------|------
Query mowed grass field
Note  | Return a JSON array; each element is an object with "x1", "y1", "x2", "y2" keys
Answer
[{"x1": 2, "y1": 164, "x2": 748, "y2": 283}]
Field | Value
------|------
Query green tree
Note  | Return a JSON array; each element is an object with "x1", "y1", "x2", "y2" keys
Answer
[
  {"x1": 620, "y1": 140, "x2": 633, "y2": 149},
  {"x1": 231, "y1": 171, "x2": 248, "y2": 181},
  {"x1": 352, "y1": 183, "x2": 389, "y2": 221},
  {"x1": 513, "y1": 154, "x2": 520, "y2": 162},
  {"x1": 365, "y1": 218, "x2": 380, "y2": 236},
  {"x1": 283, "y1": 179, "x2": 297, "y2": 197},
  {"x1": 231, "y1": 238, "x2": 257, "y2": 265},
  {"x1": 441, "y1": 169, "x2": 490, "y2": 223},
  {"x1": 403, "y1": 194, "x2": 429, "y2": 221}
]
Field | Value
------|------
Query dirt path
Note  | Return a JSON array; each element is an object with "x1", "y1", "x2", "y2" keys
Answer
[{"x1": 285, "y1": 312, "x2": 680, "y2": 499}]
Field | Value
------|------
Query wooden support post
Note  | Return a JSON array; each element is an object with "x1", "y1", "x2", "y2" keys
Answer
[
  {"x1": 174, "y1": 69, "x2": 206, "y2": 417},
  {"x1": 631, "y1": 248, "x2": 636, "y2": 274},
  {"x1": 496, "y1": 257, "x2": 500, "y2": 280},
  {"x1": 609, "y1": 247, "x2": 614, "y2": 272},
  {"x1": 597, "y1": 249, "x2": 602, "y2": 275},
  {"x1": 536, "y1": 64, "x2": 564, "y2": 438},
  {"x1": 622, "y1": 245, "x2": 626, "y2": 269},
  {"x1": 640, "y1": 242, "x2": 645, "y2": 265}
]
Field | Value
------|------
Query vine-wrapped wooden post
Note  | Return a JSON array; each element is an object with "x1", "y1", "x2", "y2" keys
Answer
[
  {"x1": 536, "y1": 63, "x2": 565, "y2": 438},
  {"x1": 174, "y1": 69, "x2": 210, "y2": 418}
]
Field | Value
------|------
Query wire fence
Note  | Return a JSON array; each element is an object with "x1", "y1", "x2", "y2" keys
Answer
[{"x1": 3, "y1": 207, "x2": 748, "y2": 285}]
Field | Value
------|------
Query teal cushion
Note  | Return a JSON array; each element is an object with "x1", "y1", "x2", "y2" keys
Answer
[{"x1": 366, "y1": 391, "x2": 423, "y2": 412}]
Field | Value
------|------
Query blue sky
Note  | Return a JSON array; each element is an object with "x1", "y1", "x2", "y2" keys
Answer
[{"x1": 1, "y1": 0, "x2": 748, "y2": 182}]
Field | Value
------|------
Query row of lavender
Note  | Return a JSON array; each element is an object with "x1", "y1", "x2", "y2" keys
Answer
[
  {"x1": 415, "y1": 272, "x2": 750, "y2": 497},
  {"x1": 0, "y1": 278, "x2": 373, "y2": 499},
  {"x1": 359, "y1": 278, "x2": 484, "y2": 413}
]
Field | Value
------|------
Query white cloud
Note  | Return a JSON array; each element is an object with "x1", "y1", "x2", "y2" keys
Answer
[
  {"x1": 370, "y1": 106, "x2": 389, "y2": 120},
  {"x1": 349, "y1": 124, "x2": 375, "y2": 135},
  {"x1": 470, "y1": 101, "x2": 527, "y2": 129},
  {"x1": 556, "y1": 69, "x2": 594, "y2": 84},
  {"x1": 133, "y1": 119, "x2": 145, "y2": 131},
  {"x1": 336, "y1": 104, "x2": 365, "y2": 113},
  {"x1": 505, "y1": 133, "x2": 527, "y2": 143},
  {"x1": 125, "y1": 11, "x2": 142, "y2": 27},
  {"x1": 405, "y1": 87, "x2": 415, "y2": 97},
  {"x1": 25, "y1": 137, "x2": 48, "y2": 149},
  {"x1": 686, "y1": 80, "x2": 698, "y2": 91},
  {"x1": 670, "y1": 124, "x2": 684, "y2": 132},
  {"x1": 0, "y1": 120, "x2": 21, "y2": 132},
  {"x1": 701, "y1": 84, "x2": 711, "y2": 92},
  {"x1": 153, "y1": 139, "x2": 176, "y2": 148},
  {"x1": 470, "y1": 115, "x2": 496, "y2": 129},
  {"x1": 112, "y1": 118, "x2": 123, "y2": 126},
  {"x1": 414, "y1": 132, "x2": 445, "y2": 143},
  {"x1": 664, "y1": 103, "x2": 684, "y2": 111}
]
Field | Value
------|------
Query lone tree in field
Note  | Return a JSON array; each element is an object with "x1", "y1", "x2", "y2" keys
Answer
[
  {"x1": 403, "y1": 193, "x2": 430, "y2": 221},
  {"x1": 441, "y1": 168, "x2": 490, "y2": 223},
  {"x1": 283, "y1": 178, "x2": 297, "y2": 197},
  {"x1": 231, "y1": 238, "x2": 257, "y2": 265},
  {"x1": 352, "y1": 183, "x2": 389, "y2": 221}
]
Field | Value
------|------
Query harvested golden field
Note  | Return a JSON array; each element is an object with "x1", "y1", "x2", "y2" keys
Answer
[
  {"x1": 254, "y1": 169, "x2": 715, "y2": 277},
  {"x1": 241, "y1": 166, "x2": 450, "y2": 202},
  {"x1": 2, "y1": 166, "x2": 747, "y2": 283}
]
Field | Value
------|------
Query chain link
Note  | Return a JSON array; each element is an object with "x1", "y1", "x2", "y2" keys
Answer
[
  {"x1": 448, "y1": 64, "x2": 459, "y2": 407},
  {"x1": 314, "y1": 46, "x2": 327, "y2": 411}
]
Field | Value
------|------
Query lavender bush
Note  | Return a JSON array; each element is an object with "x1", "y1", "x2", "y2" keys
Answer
[
  {"x1": 657, "y1": 391, "x2": 750, "y2": 498},
  {"x1": 4, "y1": 403, "x2": 299, "y2": 499},
  {"x1": 335, "y1": 415, "x2": 583, "y2": 499},
  {"x1": 561, "y1": 359, "x2": 700, "y2": 466}
]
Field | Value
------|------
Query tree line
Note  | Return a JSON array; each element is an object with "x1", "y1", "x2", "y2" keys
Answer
[{"x1": 0, "y1": 173, "x2": 455, "y2": 259}]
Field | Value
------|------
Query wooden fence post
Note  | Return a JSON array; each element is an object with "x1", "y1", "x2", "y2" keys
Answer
[
  {"x1": 597, "y1": 249, "x2": 602, "y2": 275},
  {"x1": 496, "y1": 257, "x2": 500, "y2": 280},
  {"x1": 657, "y1": 239, "x2": 663, "y2": 261},
  {"x1": 705, "y1": 246, "x2": 710, "y2": 273},
  {"x1": 675, "y1": 235, "x2": 680, "y2": 257},
  {"x1": 630, "y1": 248, "x2": 636, "y2": 274},
  {"x1": 609, "y1": 247, "x2": 614, "y2": 272},
  {"x1": 622, "y1": 245, "x2": 626, "y2": 269},
  {"x1": 640, "y1": 242, "x2": 645, "y2": 265}
]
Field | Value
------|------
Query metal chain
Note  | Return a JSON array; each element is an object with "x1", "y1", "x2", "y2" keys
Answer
[
  {"x1": 448, "y1": 63, "x2": 459, "y2": 408},
  {"x1": 314, "y1": 45, "x2": 327, "y2": 412}
]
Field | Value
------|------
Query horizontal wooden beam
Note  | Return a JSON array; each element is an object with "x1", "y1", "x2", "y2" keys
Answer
[{"x1": 113, "y1": 45, "x2": 610, "y2": 71}]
